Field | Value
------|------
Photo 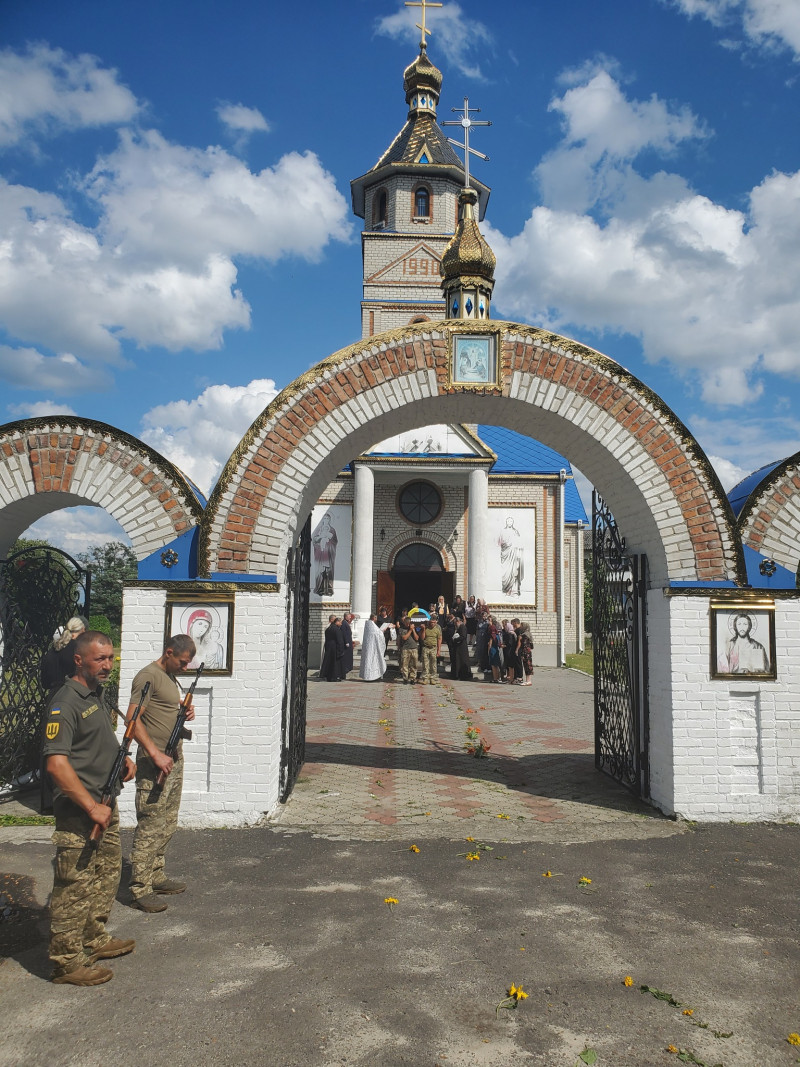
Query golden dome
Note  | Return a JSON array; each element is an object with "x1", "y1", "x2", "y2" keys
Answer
[
  {"x1": 403, "y1": 47, "x2": 443, "y2": 105},
  {"x1": 440, "y1": 188, "x2": 496, "y2": 282}
]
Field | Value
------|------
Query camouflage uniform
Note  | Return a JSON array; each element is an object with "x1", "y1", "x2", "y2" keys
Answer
[
  {"x1": 421, "y1": 623, "x2": 441, "y2": 684},
  {"x1": 42, "y1": 678, "x2": 122, "y2": 978},
  {"x1": 129, "y1": 755, "x2": 184, "y2": 899},
  {"x1": 399, "y1": 625, "x2": 419, "y2": 682},
  {"x1": 128, "y1": 661, "x2": 187, "y2": 902},
  {"x1": 50, "y1": 805, "x2": 122, "y2": 975}
]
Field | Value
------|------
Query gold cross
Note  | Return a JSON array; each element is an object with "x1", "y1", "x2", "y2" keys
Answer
[{"x1": 405, "y1": 0, "x2": 443, "y2": 50}]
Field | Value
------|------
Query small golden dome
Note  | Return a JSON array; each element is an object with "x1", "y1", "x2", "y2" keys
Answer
[
  {"x1": 440, "y1": 188, "x2": 496, "y2": 282},
  {"x1": 403, "y1": 47, "x2": 443, "y2": 105}
]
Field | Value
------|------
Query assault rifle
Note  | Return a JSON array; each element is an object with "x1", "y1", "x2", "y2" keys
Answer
[
  {"x1": 90, "y1": 681, "x2": 150, "y2": 845},
  {"x1": 156, "y1": 662, "x2": 204, "y2": 787}
]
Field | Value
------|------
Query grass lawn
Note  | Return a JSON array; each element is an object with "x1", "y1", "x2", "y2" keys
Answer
[{"x1": 566, "y1": 647, "x2": 594, "y2": 675}]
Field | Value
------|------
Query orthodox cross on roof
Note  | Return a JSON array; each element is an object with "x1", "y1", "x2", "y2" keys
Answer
[
  {"x1": 405, "y1": 0, "x2": 442, "y2": 51},
  {"x1": 442, "y1": 97, "x2": 491, "y2": 189}
]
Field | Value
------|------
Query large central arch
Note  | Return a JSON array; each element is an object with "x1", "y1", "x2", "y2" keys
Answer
[{"x1": 203, "y1": 321, "x2": 742, "y2": 588}]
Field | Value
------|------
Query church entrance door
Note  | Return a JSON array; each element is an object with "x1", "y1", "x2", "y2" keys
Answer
[{"x1": 391, "y1": 543, "x2": 448, "y2": 617}]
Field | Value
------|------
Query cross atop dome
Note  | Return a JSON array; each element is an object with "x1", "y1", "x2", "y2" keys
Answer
[{"x1": 405, "y1": 0, "x2": 442, "y2": 52}]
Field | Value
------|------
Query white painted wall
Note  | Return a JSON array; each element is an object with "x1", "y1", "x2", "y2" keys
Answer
[
  {"x1": 665, "y1": 594, "x2": 800, "y2": 821},
  {"x1": 117, "y1": 585, "x2": 288, "y2": 827}
]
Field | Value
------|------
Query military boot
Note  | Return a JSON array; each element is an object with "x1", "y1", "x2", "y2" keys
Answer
[{"x1": 52, "y1": 964, "x2": 113, "y2": 986}]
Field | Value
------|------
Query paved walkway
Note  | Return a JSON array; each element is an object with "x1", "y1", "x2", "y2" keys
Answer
[{"x1": 275, "y1": 668, "x2": 682, "y2": 844}]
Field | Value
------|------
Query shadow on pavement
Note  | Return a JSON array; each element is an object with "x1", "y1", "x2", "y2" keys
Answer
[{"x1": 303, "y1": 741, "x2": 659, "y2": 817}]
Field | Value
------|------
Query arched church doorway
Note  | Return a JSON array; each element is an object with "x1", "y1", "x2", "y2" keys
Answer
[{"x1": 384, "y1": 543, "x2": 453, "y2": 618}]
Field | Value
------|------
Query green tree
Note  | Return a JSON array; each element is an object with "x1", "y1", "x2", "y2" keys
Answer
[{"x1": 77, "y1": 541, "x2": 137, "y2": 629}]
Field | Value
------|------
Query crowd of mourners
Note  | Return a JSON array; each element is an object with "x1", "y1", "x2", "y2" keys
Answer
[{"x1": 319, "y1": 594, "x2": 534, "y2": 686}]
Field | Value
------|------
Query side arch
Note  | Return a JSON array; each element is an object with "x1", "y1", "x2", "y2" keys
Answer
[
  {"x1": 0, "y1": 417, "x2": 204, "y2": 559},
  {"x1": 203, "y1": 321, "x2": 743, "y2": 587},
  {"x1": 737, "y1": 452, "x2": 800, "y2": 574}
]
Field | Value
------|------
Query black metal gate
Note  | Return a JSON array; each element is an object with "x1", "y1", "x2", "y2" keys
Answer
[
  {"x1": 279, "y1": 518, "x2": 311, "y2": 802},
  {"x1": 592, "y1": 492, "x2": 649, "y2": 797},
  {"x1": 0, "y1": 546, "x2": 91, "y2": 791}
]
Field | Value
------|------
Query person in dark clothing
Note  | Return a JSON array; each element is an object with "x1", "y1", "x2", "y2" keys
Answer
[
  {"x1": 442, "y1": 614, "x2": 457, "y2": 678},
  {"x1": 319, "y1": 616, "x2": 345, "y2": 681},
  {"x1": 503, "y1": 621, "x2": 521, "y2": 684},
  {"x1": 452, "y1": 617, "x2": 473, "y2": 680},
  {"x1": 41, "y1": 616, "x2": 86, "y2": 693},
  {"x1": 340, "y1": 613, "x2": 355, "y2": 676}
]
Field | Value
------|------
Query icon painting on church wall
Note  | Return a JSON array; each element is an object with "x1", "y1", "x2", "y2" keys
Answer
[
  {"x1": 310, "y1": 504, "x2": 352, "y2": 603},
  {"x1": 165, "y1": 594, "x2": 234, "y2": 676},
  {"x1": 710, "y1": 602, "x2": 776, "y2": 680},
  {"x1": 486, "y1": 506, "x2": 536, "y2": 605},
  {"x1": 450, "y1": 334, "x2": 500, "y2": 390}
]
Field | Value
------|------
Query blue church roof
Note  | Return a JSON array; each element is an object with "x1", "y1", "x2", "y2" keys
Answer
[
  {"x1": 477, "y1": 425, "x2": 571, "y2": 475},
  {"x1": 727, "y1": 461, "x2": 781, "y2": 519},
  {"x1": 476, "y1": 425, "x2": 588, "y2": 524}
]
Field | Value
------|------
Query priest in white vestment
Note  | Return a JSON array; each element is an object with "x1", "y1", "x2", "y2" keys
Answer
[{"x1": 359, "y1": 614, "x2": 386, "y2": 682}]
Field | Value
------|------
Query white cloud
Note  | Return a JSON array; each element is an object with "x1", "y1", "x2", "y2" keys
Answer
[
  {"x1": 86, "y1": 130, "x2": 351, "y2": 266},
  {"x1": 376, "y1": 2, "x2": 493, "y2": 79},
  {"x1": 489, "y1": 66, "x2": 800, "y2": 405},
  {"x1": 6, "y1": 399, "x2": 79, "y2": 419},
  {"x1": 691, "y1": 413, "x2": 800, "y2": 491},
  {"x1": 0, "y1": 43, "x2": 139, "y2": 147},
  {"x1": 670, "y1": 0, "x2": 800, "y2": 58},
  {"x1": 0, "y1": 82, "x2": 351, "y2": 385},
  {"x1": 536, "y1": 67, "x2": 708, "y2": 214},
  {"x1": 0, "y1": 343, "x2": 110, "y2": 392},
  {"x1": 140, "y1": 377, "x2": 281, "y2": 495},
  {"x1": 216, "y1": 102, "x2": 270, "y2": 136},
  {"x1": 22, "y1": 506, "x2": 131, "y2": 554}
]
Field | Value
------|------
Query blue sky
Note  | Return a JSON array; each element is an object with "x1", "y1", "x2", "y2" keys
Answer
[{"x1": 2, "y1": 0, "x2": 799, "y2": 552}]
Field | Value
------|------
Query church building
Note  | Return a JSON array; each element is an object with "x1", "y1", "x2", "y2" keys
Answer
[{"x1": 308, "y1": 34, "x2": 587, "y2": 666}]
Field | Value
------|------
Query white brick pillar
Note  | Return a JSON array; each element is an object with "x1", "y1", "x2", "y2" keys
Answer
[
  {"x1": 468, "y1": 466, "x2": 489, "y2": 600},
  {"x1": 351, "y1": 463, "x2": 375, "y2": 641}
]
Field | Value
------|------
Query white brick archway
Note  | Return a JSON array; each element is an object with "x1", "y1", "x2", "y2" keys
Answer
[
  {"x1": 0, "y1": 417, "x2": 203, "y2": 559},
  {"x1": 111, "y1": 321, "x2": 800, "y2": 828},
  {"x1": 738, "y1": 452, "x2": 800, "y2": 575},
  {"x1": 204, "y1": 322, "x2": 742, "y2": 587}
]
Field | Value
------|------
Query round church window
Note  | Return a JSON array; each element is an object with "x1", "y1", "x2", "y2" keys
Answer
[{"x1": 398, "y1": 481, "x2": 442, "y2": 524}]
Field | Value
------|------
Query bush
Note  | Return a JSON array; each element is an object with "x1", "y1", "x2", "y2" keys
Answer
[{"x1": 89, "y1": 615, "x2": 117, "y2": 644}]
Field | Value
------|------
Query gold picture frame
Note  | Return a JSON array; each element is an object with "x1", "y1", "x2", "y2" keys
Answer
[
  {"x1": 448, "y1": 332, "x2": 501, "y2": 391},
  {"x1": 710, "y1": 601, "x2": 776, "y2": 680},
  {"x1": 165, "y1": 592, "x2": 234, "y2": 676}
]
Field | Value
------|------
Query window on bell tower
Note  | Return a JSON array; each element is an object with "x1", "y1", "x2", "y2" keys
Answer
[
  {"x1": 373, "y1": 188, "x2": 388, "y2": 229},
  {"x1": 413, "y1": 185, "x2": 431, "y2": 220}
]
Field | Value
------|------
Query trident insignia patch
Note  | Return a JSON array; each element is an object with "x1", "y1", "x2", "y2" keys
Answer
[{"x1": 45, "y1": 722, "x2": 60, "y2": 740}]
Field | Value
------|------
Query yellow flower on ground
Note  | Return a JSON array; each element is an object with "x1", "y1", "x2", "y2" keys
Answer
[
  {"x1": 465, "y1": 836, "x2": 475, "y2": 842},
  {"x1": 578, "y1": 876, "x2": 592, "y2": 885},
  {"x1": 409, "y1": 844, "x2": 420, "y2": 853},
  {"x1": 508, "y1": 983, "x2": 528, "y2": 1001},
  {"x1": 384, "y1": 897, "x2": 398, "y2": 908},
  {"x1": 666, "y1": 1046, "x2": 678, "y2": 1054},
  {"x1": 682, "y1": 1008, "x2": 693, "y2": 1016},
  {"x1": 496, "y1": 813, "x2": 510, "y2": 819},
  {"x1": 466, "y1": 851, "x2": 480, "y2": 861},
  {"x1": 623, "y1": 975, "x2": 634, "y2": 987},
  {"x1": 542, "y1": 870, "x2": 553, "y2": 877},
  {"x1": 788, "y1": 1033, "x2": 800, "y2": 1046}
]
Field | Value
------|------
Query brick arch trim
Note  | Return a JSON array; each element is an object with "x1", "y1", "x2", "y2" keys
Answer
[
  {"x1": 0, "y1": 416, "x2": 204, "y2": 559},
  {"x1": 737, "y1": 451, "x2": 800, "y2": 573},
  {"x1": 202, "y1": 321, "x2": 743, "y2": 585},
  {"x1": 384, "y1": 533, "x2": 454, "y2": 573}
]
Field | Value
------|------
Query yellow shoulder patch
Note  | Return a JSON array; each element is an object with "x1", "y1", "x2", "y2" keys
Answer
[{"x1": 45, "y1": 722, "x2": 60, "y2": 740}]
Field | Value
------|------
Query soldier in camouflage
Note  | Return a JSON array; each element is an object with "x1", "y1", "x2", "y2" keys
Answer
[
  {"x1": 127, "y1": 634, "x2": 196, "y2": 913},
  {"x1": 43, "y1": 630, "x2": 136, "y2": 986}
]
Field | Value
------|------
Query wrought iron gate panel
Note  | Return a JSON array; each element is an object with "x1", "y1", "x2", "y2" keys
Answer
[
  {"x1": 0, "y1": 547, "x2": 90, "y2": 791},
  {"x1": 592, "y1": 493, "x2": 649, "y2": 797},
  {"x1": 280, "y1": 518, "x2": 311, "y2": 802}
]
